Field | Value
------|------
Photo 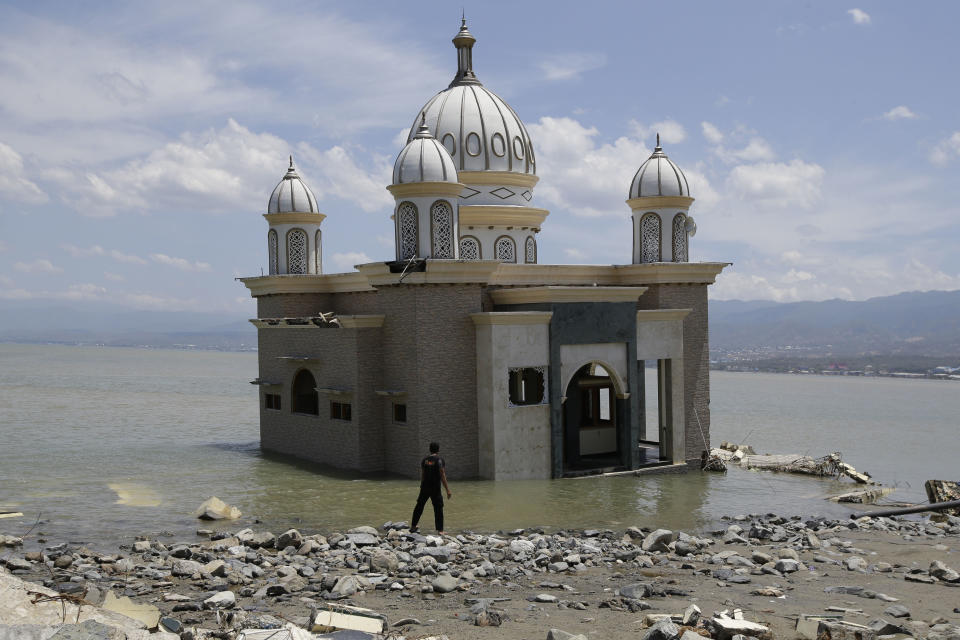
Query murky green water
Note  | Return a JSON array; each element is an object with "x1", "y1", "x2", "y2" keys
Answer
[{"x1": 0, "y1": 344, "x2": 955, "y2": 549}]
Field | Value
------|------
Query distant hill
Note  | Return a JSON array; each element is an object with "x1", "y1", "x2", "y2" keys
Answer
[
  {"x1": 710, "y1": 289, "x2": 960, "y2": 358},
  {"x1": 0, "y1": 301, "x2": 255, "y2": 350}
]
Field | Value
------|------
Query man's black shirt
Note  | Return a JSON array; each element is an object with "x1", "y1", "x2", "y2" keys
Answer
[{"x1": 420, "y1": 454, "x2": 445, "y2": 491}]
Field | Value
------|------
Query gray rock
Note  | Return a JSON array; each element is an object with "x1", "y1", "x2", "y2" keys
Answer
[
  {"x1": 3, "y1": 557, "x2": 31, "y2": 571},
  {"x1": 346, "y1": 533, "x2": 379, "y2": 547},
  {"x1": 674, "y1": 541, "x2": 697, "y2": 557},
  {"x1": 53, "y1": 554, "x2": 74, "y2": 569},
  {"x1": 642, "y1": 619, "x2": 680, "y2": 640},
  {"x1": 884, "y1": 604, "x2": 911, "y2": 619},
  {"x1": 510, "y1": 539, "x2": 535, "y2": 554},
  {"x1": 45, "y1": 620, "x2": 124, "y2": 640},
  {"x1": 333, "y1": 575, "x2": 361, "y2": 596},
  {"x1": 930, "y1": 560, "x2": 960, "y2": 582},
  {"x1": 370, "y1": 549, "x2": 399, "y2": 572},
  {"x1": 775, "y1": 559, "x2": 801, "y2": 573},
  {"x1": 248, "y1": 531, "x2": 276, "y2": 548},
  {"x1": 534, "y1": 593, "x2": 558, "y2": 603},
  {"x1": 203, "y1": 590, "x2": 236, "y2": 610},
  {"x1": 846, "y1": 556, "x2": 867, "y2": 571},
  {"x1": 682, "y1": 604, "x2": 701, "y2": 626},
  {"x1": 432, "y1": 574, "x2": 459, "y2": 594},
  {"x1": 171, "y1": 559, "x2": 203, "y2": 577},
  {"x1": 276, "y1": 529, "x2": 303, "y2": 550},
  {"x1": 548, "y1": 630, "x2": 588, "y2": 640},
  {"x1": 641, "y1": 529, "x2": 673, "y2": 553},
  {"x1": 751, "y1": 551, "x2": 773, "y2": 565},
  {"x1": 620, "y1": 583, "x2": 650, "y2": 599},
  {"x1": 548, "y1": 561, "x2": 569, "y2": 572},
  {"x1": 869, "y1": 619, "x2": 907, "y2": 635}
]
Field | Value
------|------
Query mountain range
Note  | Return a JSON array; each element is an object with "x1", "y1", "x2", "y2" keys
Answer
[{"x1": 2, "y1": 288, "x2": 959, "y2": 357}]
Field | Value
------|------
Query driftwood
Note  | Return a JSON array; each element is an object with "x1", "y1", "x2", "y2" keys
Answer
[{"x1": 925, "y1": 480, "x2": 960, "y2": 516}]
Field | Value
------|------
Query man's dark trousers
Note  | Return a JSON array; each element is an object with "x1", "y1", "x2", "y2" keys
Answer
[{"x1": 411, "y1": 487, "x2": 443, "y2": 531}]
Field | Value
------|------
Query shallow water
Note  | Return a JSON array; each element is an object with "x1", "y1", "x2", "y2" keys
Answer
[{"x1": 0, "y1": 344, "x2": 954, "y2": 549}]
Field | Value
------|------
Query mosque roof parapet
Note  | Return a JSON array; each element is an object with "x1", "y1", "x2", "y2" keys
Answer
[{"x1": 239, "y1": 262, "x2": 730, "y2": 296}]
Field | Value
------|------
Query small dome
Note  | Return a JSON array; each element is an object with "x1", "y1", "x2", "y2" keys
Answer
[
  {"x1": 407, "y1": 19, "x2": 536, "y2": 175},
  {"x1": 393, "y1": 120, "x2": 458, "y2": 184},
  {"x1": 268, "y1": 157, "x2": 319, "y2": 214},
  {"x1": 629, "y1": 138, "x2": 691, "y2": 199}
]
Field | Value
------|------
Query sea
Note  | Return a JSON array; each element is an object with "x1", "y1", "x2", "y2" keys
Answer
[{"x1": 0, "y1": 343, "x2": 955, "y2": 550}]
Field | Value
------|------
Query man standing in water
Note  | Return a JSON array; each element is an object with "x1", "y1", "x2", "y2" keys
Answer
[{"x1": 410, "y1": 442, "x2": 452, "y2": 535}]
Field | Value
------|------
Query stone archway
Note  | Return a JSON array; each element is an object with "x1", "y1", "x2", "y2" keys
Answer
[{"x1": 291, "y1": 369, "x2": 318, "y2": 415}]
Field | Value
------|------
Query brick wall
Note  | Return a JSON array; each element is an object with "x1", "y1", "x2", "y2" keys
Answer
[
  {"x1": 257, "y1": 293, "x2": 333, "y2": 318},
  {"x1": 637, "y1": 284, "x2": 711, "y2": 465}
]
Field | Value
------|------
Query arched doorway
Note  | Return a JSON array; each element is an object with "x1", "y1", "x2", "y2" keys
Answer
[
  {"x1": 291, "y1": 369, "x2": 318, "y2": 415},
  {"x1": 563, "y1": 363, "x2": 622, "y2": 471}
]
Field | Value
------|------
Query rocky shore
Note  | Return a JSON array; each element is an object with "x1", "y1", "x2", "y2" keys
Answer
[{"x1": 2, "y1": 512, "x2": 960, "y2": 640}]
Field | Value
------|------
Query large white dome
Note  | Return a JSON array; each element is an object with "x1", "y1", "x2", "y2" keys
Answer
[
  {"x1": 268, "y1": 157, "x2": 319, "y2": 214},
  {"x1": 629, "y1": 140, "x2": 691, "y2": 199},
  {"x1": 407, "y1": 20, "x2": 536, "y2": 176}
]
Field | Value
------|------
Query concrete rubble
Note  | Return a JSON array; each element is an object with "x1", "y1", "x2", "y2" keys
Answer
[{"x1": 1, "y1": 510, "x2": 959, "y2": 639}]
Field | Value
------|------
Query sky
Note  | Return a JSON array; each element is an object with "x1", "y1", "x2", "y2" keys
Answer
[{"x1": 1, "y1": 0, "x2": 959, "y2": 315}]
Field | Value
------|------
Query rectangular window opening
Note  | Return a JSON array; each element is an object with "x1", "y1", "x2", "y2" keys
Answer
[
  {"x1": 330, "y1": 401, "x2": 353, "y2": 421},
  {"x1": 508, "y1": 366, "x2": 546, "y2": 406},
  {"x1": 264, "y1": 393, "x2": 281, "y2": 410},
  {"x1": 393, "y1": 402, "x2": 407, "y2": 424}
]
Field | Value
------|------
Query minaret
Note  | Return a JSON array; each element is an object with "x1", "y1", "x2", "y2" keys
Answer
[
  {"x1": 626, "y1": 135, "x2": 696, "y2": 263},
  {"x1": 387, "y1": 118, "x2": 465, "y2": 261},
  {"x1": 265, "y1": 156, "x2": 325, "y2": 274}
]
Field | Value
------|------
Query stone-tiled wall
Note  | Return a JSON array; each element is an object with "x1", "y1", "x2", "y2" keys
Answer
[
  {"x1": 636, "y1": 284, "x2": 710, "y2": 465},
  {"x1": 257, "y1": 328, "x2": 363, "y2": 467},
  {"x1": 255, "y1": 284, "x2": 484, "y2": 479}
]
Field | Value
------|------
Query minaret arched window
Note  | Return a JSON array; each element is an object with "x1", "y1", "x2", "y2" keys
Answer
[
  {"x1": 524, "y1": 236, "x2": 537, "y2": 264},
  {"x1": 459, "y1": 236, "x2": 481, "y2": 260},
  {"x1": 672, "y1": 213, "x2": 687, "y2": 262},
  {"x1": 314, "y1": 230, "x2": 322, "y2": 273},
  {"x1": 291, "y1": 369, "x2": 318, "y2": 415},
  {"x1": 495, "y1": 236, "x2": 516, "y2": 263},
  {"x1": 286, "y1": 228, "x2": 308, "y2": 274},
  {"x1": 430, "y1": 200, "x2": 454, "y2": 259},
  {"x1": 397, "y1": 202, "x2": 418, "y2": 260},
  {"x1": 640, "y1": 213, "x2": 661, "y2": 263},
  {"x1": 268, "y1": 229, "x2": 278, "y2": 275}
]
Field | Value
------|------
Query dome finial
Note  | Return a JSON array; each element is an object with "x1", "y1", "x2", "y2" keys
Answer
[
  {"x1": 414, "y1": 113, "x2": 432, "y2": 139},
  {"x1": 656, "y1": 133, "x2": 661, "y2": 150},
  {"x1": 289, "y1": 155, "x2": 294, "y2": 170},
  {"x1": 450, "y1": 15, "x2": 481, "y2": 87}
]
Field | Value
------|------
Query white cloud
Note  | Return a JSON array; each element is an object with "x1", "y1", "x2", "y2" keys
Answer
[
  {"x1": 726, "y1": 160, "x2": 825, "y2": 208},
  {"x1": 63, "y1": 244, "x2": 107, "y2": 258},
  {"x1": 51, "y1": 119, "x2": 392, "y2": 217},
  {"x1": 630, "y1": 120, "x2": 687, "y2": 144},
  {"x1": 526, "y1": 116, "x2": 650, "y2": 217},
  {"x1": 329, "y1": 252, "x2": 372, "y2": 271},
  {"x1": 297, "y1": 144, "x2": 393, "y2": 213},
  {"x1": 0, "y1": 142, "x2": 47, "y2": 204},
  {"x1": 728, "y1": 138, "x2": 776, "y2": 162},
  {"x1": 104, "y1": 272, "x2": 125, "y2": 282},
  {"x1": 14, "y1": 259, "x2": 62, "y2": 274},
  {"x1": 930, "y1": 132, "x2": 960, "y2": 166},
  {"x1": 111, "y1": 250, "x2": 147, "y2": 265},
  {"x1": 563, "y1": 248, "x2": 588, "y2": 261},
  {"x1": 881, "y1": 105, "x2": 917, "y2": 121},
  {"x1": 537, "y1": 53, "x2": 607, "y2": 81},
  {"x1": 701, "y1": 122, "x2": 724, "y2": 144},
  {"x1": 150, "y1": 253, "x2": 212, "y2": 272},
  {"x1": 848, "y1": 8, "x2": 871, "y2": 25},
  {"x1": 0, "y1": 274, "x2": 13, "y2": 287}
]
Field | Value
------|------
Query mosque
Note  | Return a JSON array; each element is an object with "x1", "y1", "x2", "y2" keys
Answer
[{"x1": 241, "y1": 20, "x2": 728, "y2": 480}]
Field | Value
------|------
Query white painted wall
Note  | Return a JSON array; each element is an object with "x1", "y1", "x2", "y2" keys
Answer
[
  {"x1": 459, "y1": 226, "x2": 538, "y2": 263},
  {"x1": 474, "y1": 314, "x2": 552, "y2": 480},
  {"x1": 269, "y1": 222, "x2": 323, "y2": 275},
  {"x1": 635, "y1": 311, "x2": 687, "y2": 463},
  {"x1": 393, "y1": 196, "x2": 460, "y2": 261},
  {"x1": 630, "y1": 207, "x2": 690, "y2": 263}
]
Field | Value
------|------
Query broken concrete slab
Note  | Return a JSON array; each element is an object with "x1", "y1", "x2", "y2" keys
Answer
[
  {"x1": 829, "y1": 487, "x2": 895, "y2": 504},
  {"x1": 309, "y1": 602, "x2": 386, "y2": 635},
  {"x1": 709, "y1": 612, "x2": 771, "y2": 640},
  {"x1": 193, "y1": 496, "x2": 241, "y2": 520}
]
